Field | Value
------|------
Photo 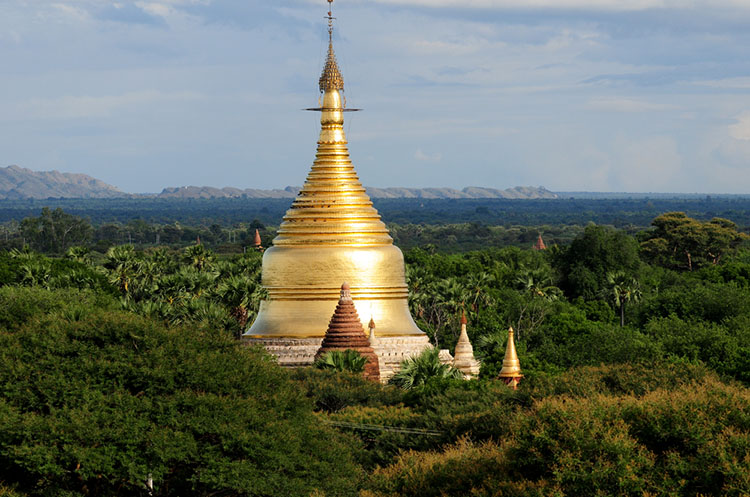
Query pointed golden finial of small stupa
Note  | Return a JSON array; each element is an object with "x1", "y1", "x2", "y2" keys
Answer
[
  {"x1": 453, "y1": 310, "x2": 480, "y2": 379},
  {"x1": 498, "y1": 326, "x2": 523, "y2": 389}
]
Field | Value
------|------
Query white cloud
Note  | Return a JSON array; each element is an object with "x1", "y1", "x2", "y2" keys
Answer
[
  {"x1": 729, "y1": 112, "x2": 750, "y2": 141},
  {"x1": 357, "y1": 0, "x2": 750, "y2": 11},
  {"x1": 694, "y1": 77, "x2": 750, "y2": 89},
  {"x1": 415, "y1": 148, "x2": 442, "y2": 162},
  {"x1": 587, "y1": 97, "x2": 676, "y2": 113},
  {"x1": 19, "y1": 91, "x2": 203, "y2": 120},
  {"x1": 614, "y1": 135, "x2": 682, "y2": 191}
]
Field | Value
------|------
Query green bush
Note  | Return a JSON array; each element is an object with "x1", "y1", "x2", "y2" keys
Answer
[
  {"x1": 0, "y1": 302, "x2": 362, "y2": 496},
  {"x1": 314, "y1": 349, "x2": 368, "y2": 373},
  {"x1": 0, "y1": 286, "x2": 116, "y2": 332},
  {"x1": 289, "y1": 367, "x2": 403, "y2": 414},
  {"x1": 365, "y1": 375, "x2": 750, "y2": 497}
]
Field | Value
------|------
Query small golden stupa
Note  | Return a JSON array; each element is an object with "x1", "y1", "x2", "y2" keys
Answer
[
  {"x1": 243, "y1": 0, "x2": 428, "y2": 375},
  {"x1": 498, "y1": 327, "x2": 523, "y2": 389}
]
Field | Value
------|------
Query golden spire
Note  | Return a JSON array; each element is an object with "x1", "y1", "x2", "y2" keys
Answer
[
  {"x1": 272, "y1": 0, "x2": 391, "y2": 247},
  {"x1": 244, "y1": 0, "x2": 425, "y2": 348},
  {"x1": 499, "y1": 326, "x2": 523, "y2": 389}
]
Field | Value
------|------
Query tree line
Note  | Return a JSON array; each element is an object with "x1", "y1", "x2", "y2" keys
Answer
[{"x1": 1, "y1": 208, "x2": 750, "y2": 495}]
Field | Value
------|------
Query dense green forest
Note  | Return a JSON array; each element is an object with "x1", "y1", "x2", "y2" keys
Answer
[
  {"x1": 1, "y1": 205, "x2": 750, "y2": 496},
  {"x1": 2, "y1": 196, "x2": 750, "y2": 228}
]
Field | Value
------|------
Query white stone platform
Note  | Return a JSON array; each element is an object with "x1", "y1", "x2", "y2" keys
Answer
[{"x1": 243, "y1": 334, "x2": 431, "y2": 382}]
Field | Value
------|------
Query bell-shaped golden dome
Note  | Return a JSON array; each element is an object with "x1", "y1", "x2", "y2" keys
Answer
[{"x1": 244, "y1": 12, "x2": 423, "y2": 341}]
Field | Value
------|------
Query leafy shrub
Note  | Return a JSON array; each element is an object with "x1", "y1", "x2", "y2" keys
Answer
[
  {"x1": 366, "y1": 375, "x2": 750, "y2": 497},
  {"x1": 389, "y1": 348, "x2": 463, "y2": 390},
  {"x1": 314, "y1": 349, "x2": 367, "y2": 373},
  {"x1": 0, "y1": 286, "x2": 116, "y2": 332},
  {"x1": 0, "y1": 300, "x2": 362, "y2": 496},
  {"x1": 289, "y1": 367, "x2": 403, "y2": 414}
]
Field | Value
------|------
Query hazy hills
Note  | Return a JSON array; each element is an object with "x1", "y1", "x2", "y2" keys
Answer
[
  {"x1": 157, "y1": 185, "x2": 558, "y2": 200},
  {"x1": 0, "y1": 165, "x2": 125, "y2": 199},
  {"x1": 0, "y1": 165, "x2": 558, "y2": 200}
]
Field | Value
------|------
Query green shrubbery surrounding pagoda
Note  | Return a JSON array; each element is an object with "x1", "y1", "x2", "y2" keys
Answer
[{"x1": 1, "y1": 209, "x2": 750, "y2": 495}]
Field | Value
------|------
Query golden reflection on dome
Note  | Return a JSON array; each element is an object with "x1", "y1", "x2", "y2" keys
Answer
[{"x1": 244, "y1": 0, "x2": 424, "y2": 339}]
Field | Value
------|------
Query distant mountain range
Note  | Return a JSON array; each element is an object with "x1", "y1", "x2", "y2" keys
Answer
[
  {"x1": 0, "y1": 165, "x2": 558, "y2": 200},
  {"x1": 0, "y1": 165, "x2": 125, "y2": 199},
  {"x1": 157, "y1": 185, "x2": 558, "y2": 199}
]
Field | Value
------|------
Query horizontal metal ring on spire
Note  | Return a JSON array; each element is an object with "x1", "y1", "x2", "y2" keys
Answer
[{"x1": 304, "y1": 107, "x2": 362, "y2": 112}]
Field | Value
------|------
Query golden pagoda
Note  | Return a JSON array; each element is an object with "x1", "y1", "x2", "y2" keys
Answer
[
  {"x1": 243, "y1": 0, "x2": 428, "y2": 376},
  {"x1": 498, "y1": 327, "x2": 523, "y2": 390}
]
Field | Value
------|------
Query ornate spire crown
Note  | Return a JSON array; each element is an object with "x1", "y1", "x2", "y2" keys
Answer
[{"x1": 319, "y1": 0, "x2": 344, "y2": 93}]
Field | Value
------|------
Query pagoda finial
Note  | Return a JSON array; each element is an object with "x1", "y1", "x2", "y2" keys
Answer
[
  {"x1": 368, "y1": 316, "x2": 377, "y2": 345},
  {"x1": 340, "y1": 282, "x2": 352, "y2": 302},
  {"x1": 498, "y1": 326, "x2": 523, "y2": 389},
  {"x1": 319, "y1": 0, "x2": 344, "y2": 93}
]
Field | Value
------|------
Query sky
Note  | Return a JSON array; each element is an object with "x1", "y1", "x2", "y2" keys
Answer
[{"x1": 1, "y1": 1, "x2": 750, "y2": 193}]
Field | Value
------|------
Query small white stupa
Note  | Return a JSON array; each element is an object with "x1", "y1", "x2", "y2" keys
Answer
[{"x1": 453, "y1": 311, "x2": 481, "y2": 379}]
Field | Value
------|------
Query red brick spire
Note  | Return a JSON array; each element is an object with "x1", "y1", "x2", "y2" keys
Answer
[
  {"x1": 533, "y1": 234, "x2": 546, "y2": 250},
  {"x1": 315, "y1": 282, "x2": 380, "y2": 381},
  {"x1": 253, "y1": 229, "x2": 263, "y2": 251}
]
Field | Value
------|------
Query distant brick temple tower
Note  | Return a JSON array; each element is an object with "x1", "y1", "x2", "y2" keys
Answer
[{"x1": 533, "y1": 234, "x2": 547, "y2": 251}]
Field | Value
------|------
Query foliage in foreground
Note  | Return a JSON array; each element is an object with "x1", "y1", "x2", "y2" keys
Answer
[
  {"x1": 0, "y1": 287, "x2": 361, "y2": 497},
  {"x1": 388, "y1": 348, "x2": 463, "y2": 390},
  {"x1": 289, "y1": 361, "x2": 748, "y2": 497},
  {"x1": 314, "y1": 349, "x2": 368, "y2": 374},
  {"x1": 365, "y1": 376, "x2": 750, "y2": 497}
]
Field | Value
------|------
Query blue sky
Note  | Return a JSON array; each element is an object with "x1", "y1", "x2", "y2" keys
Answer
[{"x1": 1, "y1": 1, "x2": 750, "y2": 193}]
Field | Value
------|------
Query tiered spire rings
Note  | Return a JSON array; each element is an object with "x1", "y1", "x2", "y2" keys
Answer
[{"x1": 244, "y1": 0, "x2": 424, "y2": 341}]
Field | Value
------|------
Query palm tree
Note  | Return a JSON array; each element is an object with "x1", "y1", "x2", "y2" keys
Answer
[
  {"x1": 514, "y1": 267, "x2": 561, "y2": 341},
  {"x1": 65, "y1": 246, "x2": 90, "y2": 264},
  {"x1": 8, "y1": 245, "x2": 36, "y2": 260},
  {"x1": 105, "y1": 245, "x2": 140, "y2": 297},
  {"x1": 183, "y1": 244, "x2": 215, "y2": 271},
  {"x1": 215, "y1": 274, "x2": 257, "y2": 337},
  {"x1": 19, "y1": 260, "x2": 52, "y2": 289},
  {"x1": 313, "y1": 350, "x2": 367, "y2": 374},
  {"x1": 606, "y1": 270, "x2": 642, "y2": 327},
  {"x1": 466, "y1": 271, "x2": 494, "y2": 312},
  {"x1": 146, "y1": 247, "x2": 177, "y2": 273},
  {"x1": 388, "y1": 347, "x2": 463, "y2": 390}
]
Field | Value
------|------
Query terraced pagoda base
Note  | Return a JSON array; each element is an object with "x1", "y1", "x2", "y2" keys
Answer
[{"x1": 243, "y1": 335, "x2": 431, "y2": 382}]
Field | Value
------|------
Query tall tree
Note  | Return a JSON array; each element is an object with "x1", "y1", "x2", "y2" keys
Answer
[
  {"x1": 641, "y1": 212, "x2": 747, "y2": 270},
  {"x1": 20, "y1": 208, "x2": 92, "y2": 253},
  {"x1": 556, "y1": 225, "x2": 641, "y2": 300},
  {"x1": 605, "y1": 270, "x2": 642, "y2": 327}
]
